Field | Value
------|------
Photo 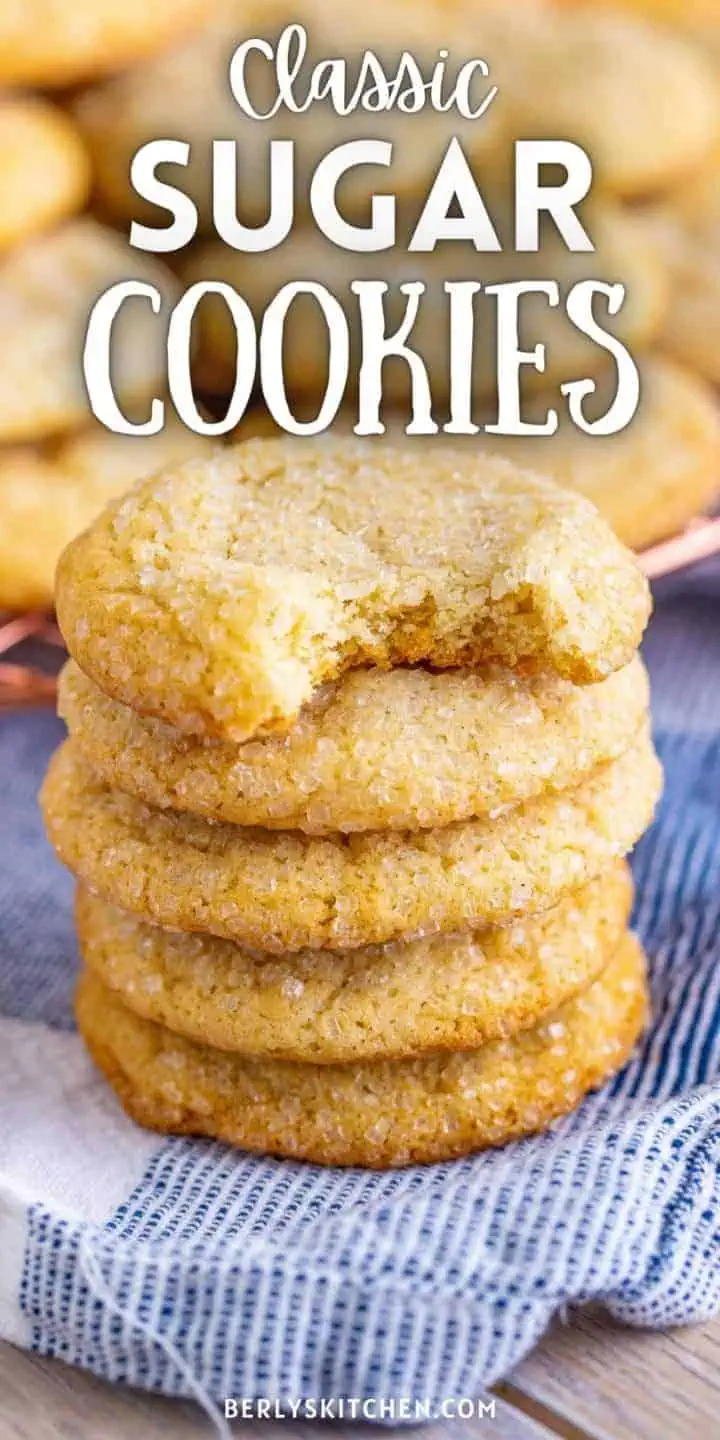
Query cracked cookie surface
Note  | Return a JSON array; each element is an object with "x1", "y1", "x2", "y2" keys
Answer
[
  {"x1": 42, "y1": 736, "x2": 661, "y2": 952},
  {"x1": 76, "y1": 934, "x2": 648, "y2": 1167},
  {"x1": 59, "y1": 657, "x2": 649, "y2": 834},
  {"x1": 76, "y1": 865, "x2": 632, "y2": 1063}
]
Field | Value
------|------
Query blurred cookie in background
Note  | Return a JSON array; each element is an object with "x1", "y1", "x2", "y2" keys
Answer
[
  {"x1": 691, "y1": 23, "x2": 720, "y2": 65},
  {"x1": 72, "y1": 0, "x2": 719, "y2": 237},
  {"x1": 0, "y1": 417, "x2": 213, "y2": 612},
  {"x1": 181, "y1": 201, "x2": 667, "y2": 403},
  {"x1": 72, "y1": 15, "x2": 268, "y2": 234},
  {"x1": 0, "y1": 98, "x2": 90, "y2": 252},
  {"x1": 0, "y1": 218, "x2": 178, "y2": 444},
  {"x1": 641, "y1": 221, "x2": 720, "y2": 387},
  {"x1": 478, "y1": 357, "x2": 720, "y2": 551},
  {"x1": 556, "y1": 0, "x2": 717, "y2": 13},
  {"x1": 640, "y1": 154, "x2": 720, "y2": 387},
  {"x1": 72, "y1": 2, "x2": 507, "y2": 238},
  {"x1": 488, "y1": 3, "x2": 720, "y2": 197},
  {"x1": 666, "y1": 144, "x2": 720, "y2": 234},
  {"x1": 323, "y1": 0, "x2": 720, "y2": 204},
  {"x1": 553, "y1": 0, "x2": 720, "y2": 61},
  {"x1": 0, "y1": 0, "x2": 216, "y2": 88}
]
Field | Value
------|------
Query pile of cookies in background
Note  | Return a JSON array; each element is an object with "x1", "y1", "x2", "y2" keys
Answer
[
  {"x1": 0, "y1": 0, "x2": 215, "y2": 627},
  {"x1": 72, "y1": 0, "x2": 720, "y2": 553},
  {"x1": 42, "y1": 441, "x2": 662, "y2": 1164},
  {"x1": 1, "y1": 0, "x2": 720, "y2": 641}
]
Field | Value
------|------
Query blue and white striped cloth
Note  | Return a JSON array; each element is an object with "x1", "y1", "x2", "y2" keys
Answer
[{"x1": 0, "y1": 570, "x2": 719, "y2": 1434}]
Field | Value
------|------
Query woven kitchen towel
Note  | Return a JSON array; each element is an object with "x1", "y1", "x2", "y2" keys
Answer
[{"x1": 0, "y1": 575, "x2": 719, "y2": 1436}]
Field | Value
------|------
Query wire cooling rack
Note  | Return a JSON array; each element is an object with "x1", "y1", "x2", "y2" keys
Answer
[
  {"x1": 2, "y1": 514, "x2": 720, "y2": 711},
  {"x1": 0, "y1": 613, "x2": 63, "y2": 711}
]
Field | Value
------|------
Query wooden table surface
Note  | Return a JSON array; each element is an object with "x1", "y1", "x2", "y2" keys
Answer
[{"x1": 2, "y1": 1311, "x2": 719, "y2": 1439}]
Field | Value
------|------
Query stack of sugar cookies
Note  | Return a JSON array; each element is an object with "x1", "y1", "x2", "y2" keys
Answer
[{"x1": 42, "y1": 439, "x2": 662, "y2": 1168}]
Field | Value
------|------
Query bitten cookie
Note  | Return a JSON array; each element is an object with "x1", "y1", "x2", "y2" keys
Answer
[
  {"x1": 0, "y1": 422, "x2": 214, "y2": 612},
  {"x1": 59, "y1": 657, "x2": 649, "y2": 834},
  {"x1": 55, "y1": 440, "x2": 651, "y2": 742},
  {"x1": 0, "y1": 219, "x2": 178, "y2": 444},
  {"x1": 0, "y1": 98, "x2": 90, "y2": 252},
  {"x1": 42, "y1": 736, "x2": 661, "y2": 952},
  {"x1": 75, "y1": 934, "x2": 649, "y2": 1167},
  {"x1": 76, "y1": 865, "x2": 633, "y2": 1062}
]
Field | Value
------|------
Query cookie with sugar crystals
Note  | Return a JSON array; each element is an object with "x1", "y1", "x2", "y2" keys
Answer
[
  {"x1": 76, "y1": 865, "x2": 633, "y2": 1063},
  {"x1": 0, "y1": 420, "x2": 214, "y2": 612},
  {"x1": 75, "y1": 934, "x2": 648, "y2": 1167},
  {"x1": 42, "y1": 736, "x2": 661, "y2": 953},
  {"x1": 0, "y1": 219, "x2": 179, "y2": 444},
  {"x1": 59, "y1": 657, "x2": 649, "y2": 835},
  {"x1": 0, "y1": 0, "x2": 216, "y2": 87},
  {"x1": 0, "y1": 98, "x2": 90, "y2": 252},
  {"x1": 55, "y1": 439, "x2": 651, "y2": 744}
]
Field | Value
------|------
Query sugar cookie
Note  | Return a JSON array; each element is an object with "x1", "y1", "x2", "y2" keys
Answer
[
  {"x1": 499, "y1": 5, "x2": 720, "y2": 195},
  {"x1": 0, "y1": 219, "x2": 179, "y2": 444},
  {"x1": 641, "y1": 160, "x2": 720, "y2": 385},
  {"x1": 55, "y1": 440, "x2": 651, "y2": 742},
  {"x1": 0, "y1": 421, "x2": 214, "y2": 612},
  {"x1": 482, "y1": 358, "x2": 720, "y2": 550},
  {"x1": 42, "y1": 736, "x2": 661, "y2": 952},
  {"x1": 74, "y1": 8, "x2": 506, "y2": 234},
  {"x1": 59, "y1": 656, "x2": 649, "y2": 834},
  {"x1": 0, "y1": 98, "x2": 90, "y2": 252},
  {"x1": 235, "y1": 357, "x2": 720, "y2": 553},
  {"x1": 0, "y1": 0, "x2": 216, "y2": 87},
  {"x1": 76, "y1": 865, "x2": 633, "y2": 1063},
  {"x1": 75, "y1": 934, "x2": 648, "y2": 1167}
]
